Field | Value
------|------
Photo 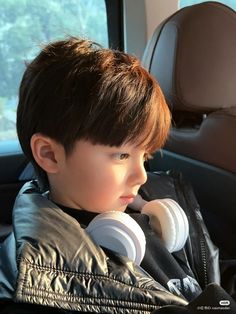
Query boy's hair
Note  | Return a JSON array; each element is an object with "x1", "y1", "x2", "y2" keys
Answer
[{"x1": 17, "y1": 37, "x2": 171, "y2": 190}]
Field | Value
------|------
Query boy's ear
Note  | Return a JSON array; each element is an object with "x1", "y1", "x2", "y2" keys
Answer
[{"x1": 30, "y1": 133, "x2": 63, "y2": 173}]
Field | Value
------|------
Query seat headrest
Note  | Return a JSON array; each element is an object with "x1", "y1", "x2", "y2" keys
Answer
[{"x1": 143, "y1": 2, "x2": 236, "y2": 113}]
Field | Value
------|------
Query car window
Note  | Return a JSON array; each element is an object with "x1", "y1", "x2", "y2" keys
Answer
[
  {"x1": 179, "y1": 0, "x2": 236, "y2": 10},
  {"x1": 0, "y1": 0, "x2": 108, "y2": 142}
]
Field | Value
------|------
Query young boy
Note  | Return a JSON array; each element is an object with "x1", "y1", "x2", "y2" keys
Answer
[{"x1": 0, "y1": 38, "x2": 234, "y2": 313}]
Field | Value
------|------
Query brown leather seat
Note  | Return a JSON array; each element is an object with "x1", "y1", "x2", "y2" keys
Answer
[{"x1": 142, "y1": 2, "x2": 236, "y2": 259}]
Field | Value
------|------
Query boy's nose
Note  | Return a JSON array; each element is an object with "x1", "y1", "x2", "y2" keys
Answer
[{"x1": 129, "y1": 161, "x2": 147, "y2": 187}]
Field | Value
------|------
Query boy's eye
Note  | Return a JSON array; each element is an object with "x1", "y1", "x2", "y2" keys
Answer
[{"x1": 113, "y1": 153, "x2": 130, "y2": 160}]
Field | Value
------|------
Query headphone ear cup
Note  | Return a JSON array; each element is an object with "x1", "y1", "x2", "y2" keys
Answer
[
  {"x1": 160, "y1": 199, "x2": 189, "y2": 252},
  {"x1": 142, "y1": 199, "x2": 189, "y2": 253},
  {"x1": 86, "y1": 211, "x2": 146, "y2": 265}
]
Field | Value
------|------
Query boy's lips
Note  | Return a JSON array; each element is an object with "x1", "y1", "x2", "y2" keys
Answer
[{"x1": 119, "y1": 195, "x2": 135, "y2": 204}]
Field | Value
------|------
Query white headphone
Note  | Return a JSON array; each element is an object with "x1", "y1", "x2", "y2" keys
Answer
[
  {"x1": 141, "y1": 198, "x2": 189, "y2": 253},
  {"x1": 86, "y1": 211, "x2": 146, "y2": 265},
  {"x1": 86, "y1": 195, "x2": 189, "y2": 265}
]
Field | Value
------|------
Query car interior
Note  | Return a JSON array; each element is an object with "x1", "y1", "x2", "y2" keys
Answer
[
  {"x1": 141, "y1": 1, "x2": 236, "y2": 297},
  {"x1": 0, "y1": 0, "x2": 235, "y2": 301},
  {"x1": 142, "y1": 1, "x2": 236, "y2": 261}
]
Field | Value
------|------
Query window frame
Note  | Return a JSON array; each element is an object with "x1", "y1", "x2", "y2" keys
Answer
[{"x1": 105, "y1": 0, "x2": 124, "y2": 50}]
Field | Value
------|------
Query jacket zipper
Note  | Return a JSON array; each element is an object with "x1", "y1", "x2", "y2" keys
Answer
[{"x1": 199, "y1": 235, "x2": 208, "y2": 287}]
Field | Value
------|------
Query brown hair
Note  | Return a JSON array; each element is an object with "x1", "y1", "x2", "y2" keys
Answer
[{"x1": 17, "y1": 37, "x2": 171, "y2": 190}]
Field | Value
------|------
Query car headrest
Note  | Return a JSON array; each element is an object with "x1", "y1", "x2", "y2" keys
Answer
[
  {"x1": 142, "y1": 2, "x2": 236, "y2": 174},
  {"x1": 143, "y1": 2, "x2": 236, "y2": 113}
]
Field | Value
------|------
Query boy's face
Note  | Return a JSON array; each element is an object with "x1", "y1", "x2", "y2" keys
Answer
[{"x1": 49, "y1": 139, "x2": 148, "y2": 213}]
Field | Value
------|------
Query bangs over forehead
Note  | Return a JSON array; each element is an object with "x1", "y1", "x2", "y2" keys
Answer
[{"x1": 79, "y1": 50, "x2": 171, "y2": 154}]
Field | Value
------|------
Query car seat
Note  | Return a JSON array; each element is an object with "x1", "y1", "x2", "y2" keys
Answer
[{"x1": 142, "y1": 1, "x2": 236, "y2": 259}]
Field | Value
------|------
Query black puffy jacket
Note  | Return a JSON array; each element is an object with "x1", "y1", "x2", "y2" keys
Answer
[{"x1": 0, "y1": 171, "x2": 221, "y2": 313}]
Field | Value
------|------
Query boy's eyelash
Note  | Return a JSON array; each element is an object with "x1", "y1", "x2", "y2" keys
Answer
[
  {"x1": 113, "y1": 153, "x2": 130, "y2": 160},
  {"x1": 112, "y1": 153, "x2": 153, "y2": 161}
]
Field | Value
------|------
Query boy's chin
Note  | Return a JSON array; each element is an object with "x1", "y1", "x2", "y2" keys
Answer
[{"x1": 115, "y1": 205, "x2": 128, "y2": 212}]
